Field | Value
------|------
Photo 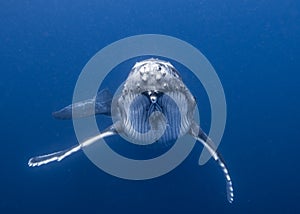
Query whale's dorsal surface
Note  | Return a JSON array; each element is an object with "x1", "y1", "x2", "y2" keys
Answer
[{"x1": 28, "y1": 58, "x2": 234, "y2": 203}]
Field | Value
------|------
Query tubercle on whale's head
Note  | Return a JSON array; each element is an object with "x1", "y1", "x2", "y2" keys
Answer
[{"x1": 124, "y1": 58, "x2": 184, "y2": 93}]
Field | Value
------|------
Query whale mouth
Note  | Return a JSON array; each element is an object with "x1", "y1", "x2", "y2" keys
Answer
[{"x1": 113, "y1": 88, "x2": 193, "y2": 146}]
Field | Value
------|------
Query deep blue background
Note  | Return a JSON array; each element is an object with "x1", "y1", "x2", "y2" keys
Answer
[{"x1": 1, "y1": 0, "x2": 299, "y2": 213}]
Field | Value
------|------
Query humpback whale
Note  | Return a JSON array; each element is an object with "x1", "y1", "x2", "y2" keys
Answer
[{"x1": 28, "y1": 58, "x2": 234, "y2": 203}]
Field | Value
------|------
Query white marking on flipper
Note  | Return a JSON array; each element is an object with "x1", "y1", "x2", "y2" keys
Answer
[
  {"x1": 28, "y1": 145, "x2": 81, "y2": 167},
  {"x1": 217, "y1": 155, "x2": 234, "y2": 203},
  {"x1": 28, "y1": 127, "x2": 116, "y2": 167},
  {"x1": 189, "y1": 123, "x2": 234, "y2": 203}
]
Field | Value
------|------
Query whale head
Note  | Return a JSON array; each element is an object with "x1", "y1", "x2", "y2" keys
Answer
[{"x1": 112, "y1": 58, "x2": 196, "y2": 145}]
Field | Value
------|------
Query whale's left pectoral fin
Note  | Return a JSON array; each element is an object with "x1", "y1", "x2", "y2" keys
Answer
[
  {"x1": 189, "y1": 122, "x2": 234, "y2": 203},
  {"x1": 28, "y1": 126, "x2": 117, "y2": 167},
  {"x1": 52, "y1": 89, "x2": 113, "y2": 120}
]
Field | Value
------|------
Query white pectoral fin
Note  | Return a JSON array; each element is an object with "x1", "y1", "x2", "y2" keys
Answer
[
  {"x1": 189, "y1": 122, "x2": 234, "y2": 203},
  {"x1": 28, "y1": 127, "x2": 117, "y2": 167},
  {"x1": 28, "y1": 145, "x2": 81, "y2": 167}
]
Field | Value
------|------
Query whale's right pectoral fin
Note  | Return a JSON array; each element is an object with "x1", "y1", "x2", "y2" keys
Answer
[
  {"x1": 52, "y1": 89, "x2": 113, "y2": 120},
  {"x1": 28, "y1": 126, "x2": 117, "y2": 167}
]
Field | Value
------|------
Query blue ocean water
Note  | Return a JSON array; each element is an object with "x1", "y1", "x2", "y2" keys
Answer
[{"x1": 1, "y1": 0, "x2": 299, "y2": 213}]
